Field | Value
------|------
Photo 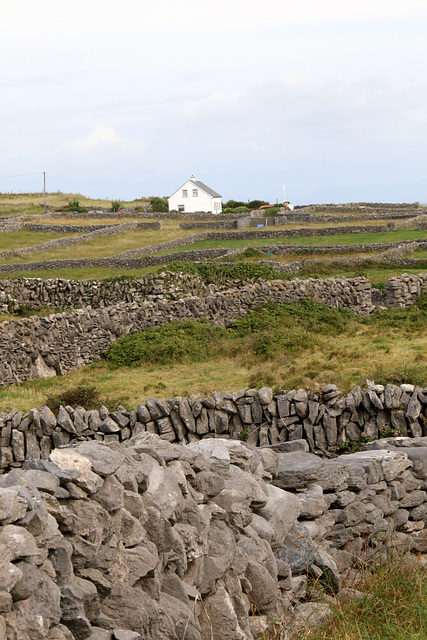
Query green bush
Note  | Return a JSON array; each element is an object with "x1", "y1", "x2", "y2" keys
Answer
[
  {"x1": 225, "y1": 199, "x2": 245, "y2": 209},
  {"x1": 105, "y1": 319, "x2": 227, "y2": 367},
  {"x1": 150, "y1": 196, "x2": 168, "y2": 212},
  {"x1": 111, "y1": 200, "x2": 121, "y2": 212},
  {"x1": 68, "y1": 200, "x2": 89, "y2": 213},
  {"x1": 263, "y1": 206, "x2": 281, "y2": 217},
  {"x1": 232, "y1": 206, "x2": 250, "y2": 213},
  {"x1": 103, "y1": 299, "x2": 352, "y2": 368},
  {"x1": 248, "y1": 200, "x2": 269, "y2": 209}
]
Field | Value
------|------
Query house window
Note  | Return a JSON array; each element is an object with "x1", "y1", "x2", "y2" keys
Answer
[
  {"x1": 178, "y1": 205, "x2": 185, "y2": 212},
  {"x1": 192, "y1": 189, "x2": 198, "y2": 197},
  {"x1": 182, "y1": 189, "x2": 188, "y2": 197}
]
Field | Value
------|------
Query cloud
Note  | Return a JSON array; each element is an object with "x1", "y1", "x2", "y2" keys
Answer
[
  {"x1": 181, "y1": 91, "x2": 245, "y2": 121},
  {"x1": 64, "y1": 126, "x2": 140, "y2": 152}
]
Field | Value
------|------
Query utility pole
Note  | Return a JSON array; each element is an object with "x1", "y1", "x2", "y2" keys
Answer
[{"x1": 43, "y1": 171, "x2": 46, "y2": 213}]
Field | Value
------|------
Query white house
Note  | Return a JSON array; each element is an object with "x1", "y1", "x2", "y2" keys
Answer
[{"x1": 168, "y1": 176, "x2": 222, "y2": 214}]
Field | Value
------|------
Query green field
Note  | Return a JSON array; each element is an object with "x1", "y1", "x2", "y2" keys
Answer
[
  {"x1": 0, "y1": 194, "x2": 426, "y2": 412},
  {"x1": 155, "y1": 228, "x2": 427, "y2": 255}
]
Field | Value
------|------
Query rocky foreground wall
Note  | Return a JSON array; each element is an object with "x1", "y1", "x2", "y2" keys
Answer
[
  {"x1": 0, "y1": 277, "x2": 373, "y2": 386},
  {"x1": 0, "y1": 430, "x2": 426, "y2": 639},
  {"x1": 1, "y1": 381, "x2": 427, "y2": 471}
]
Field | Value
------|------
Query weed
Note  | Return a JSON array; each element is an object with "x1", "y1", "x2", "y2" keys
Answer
[
  {"x1": 303, "y1": 552, "x2": 427, "y2": 640},
  {"x1": 238, "y1": 425, "x2": 250, "y2": 442},
  {"x1": 44, "y1": 385, "x2": 100, "y2": 414}
]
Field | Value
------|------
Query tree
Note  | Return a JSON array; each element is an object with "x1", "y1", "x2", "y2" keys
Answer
[{"x1": 150, "y1": 196, "x2": 168, "y2": 212}]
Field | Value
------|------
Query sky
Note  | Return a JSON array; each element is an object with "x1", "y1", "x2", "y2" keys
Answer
[{"x1": 1, "y1": 1, "x2": 427, "y2": 205}]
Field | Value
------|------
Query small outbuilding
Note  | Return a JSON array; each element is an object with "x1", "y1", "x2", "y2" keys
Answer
[{"x1": 168, "y1": 176, "x2": 222, "y2": 214}]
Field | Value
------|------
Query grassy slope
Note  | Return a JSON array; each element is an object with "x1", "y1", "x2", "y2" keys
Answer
[
  {"x1": 0, "y1": 192, "x2": 150, "y2": 208},
  {"x1": 155, "y1": 228, "x2": 427, "y2": 255},
  {"x1": 0, "y1": 229, "x2": 84, "y2": 252},
  {"x1": 0, "y1": 193, "x2": 426, "y2": 413},
  {"x1": 1, "y1": 298, "x2": 426, "y2": 412}
]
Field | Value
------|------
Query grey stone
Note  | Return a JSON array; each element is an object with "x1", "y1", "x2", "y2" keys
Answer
[
  {"x1": 274, "y1": 452, "x2": 323, "y2": 489},
  {"x1": 178, "y1": 398, "x2": 196, "y2": 432},
  {"x1": 275, "y1": 523, "x2": 316, "y2": 574},
  {"x1": 255, "y1": 483, "x2": 301, "y2": 549},
  {"x1": 0, "y1": 487, "x2": 29, "y2": 523},
  {"x1": 99, "y1": 417, "x2": 121, "y2": 434},
  {"x1": 0, "y1": 524, "x2": 39, "y2": 561},
  {"x1": 10, "y1": 560, "x2": 42, "y2": 601},
  {"x1": 57, "y1": 406, "x2": 77, "y2": 434}
]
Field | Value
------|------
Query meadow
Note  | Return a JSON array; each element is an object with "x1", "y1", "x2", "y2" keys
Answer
[
  {"x1": 0, "y1": 193, "x2": 426, "y2": 412},
  {"x1": 1, "y1": 193, "x2": 427, "y2": 638}
]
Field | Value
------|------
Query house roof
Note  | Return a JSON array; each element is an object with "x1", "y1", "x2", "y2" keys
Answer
[{"x1": 190, "y1": 179, "x2": 221, "y2": 199}]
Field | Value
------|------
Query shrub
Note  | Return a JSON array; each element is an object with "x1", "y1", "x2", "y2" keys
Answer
[
  {"x1": 45, "y1": 386, "x2": 100, "y2": 414},
  {"x1": 263, "y1": 206, "x2": 282, "y2": 217},
  {"x1": 111, "y1": 200, "x2": 121, "y2": 212},
  {"x1": 68, "y1": 200, "x2": 88, "y2": 213},
  {"x1": 105, "y1": 319, "x2": 228, "y2": 367},
  {"x1": 232, "y1": 206, "x2": 250, "y2": 213},
  {"x1": 225, "y1": 199, "x2": 245, "y2": 209},
  {"x1": 150, "y1": 196, "x2": 168, "y2": 212},
  {"x1": 248, "y1": 200, "x2": 269, "y2": 210}
]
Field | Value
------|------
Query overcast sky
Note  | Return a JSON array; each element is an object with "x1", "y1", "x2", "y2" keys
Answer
[{"x1": 1, "y1": 1, "x2": 427, "y2": 204}]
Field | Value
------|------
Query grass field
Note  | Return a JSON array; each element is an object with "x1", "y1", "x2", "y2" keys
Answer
[
  {"x1": 0, "y1": 228, "x2": 84, "y2": 252},
  {"x1": 1, "y1": 297, "x2": 426, "y2": 412},
  {"x1": 0, "y1": 191, "x2": 150, "y2": 209},
  {"x1": 0, "y1": 221, "x2": 193, "y2": 263},
  {"x1": 154, "y1": 228, "x2": 427, "y2": 255},
  {"x1": 0, "y1": 193, "x2": 426, "y2": 412}
]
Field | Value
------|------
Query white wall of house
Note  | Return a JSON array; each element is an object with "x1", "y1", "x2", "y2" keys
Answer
[{"x1": 168, "y1": 178, "x2": 222, "y2": 214}]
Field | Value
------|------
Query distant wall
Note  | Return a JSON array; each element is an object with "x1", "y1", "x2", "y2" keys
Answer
[
  {"x1": 295, "y1": 203, "x2": 420, "y2": 212},
  {"x1": 385, "y1": 273, "x2": 427, "y2": 307},
  {"x1": 0, "y1": 277, "x2": 373, "y2": 386},
  {"x1": 0, "y1": 221, "x2": 162, "y2": 260}
]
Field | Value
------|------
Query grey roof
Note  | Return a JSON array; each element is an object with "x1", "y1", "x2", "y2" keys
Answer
[{"x1": 191, "y1": 179, "x2": 221, "y2": 199}]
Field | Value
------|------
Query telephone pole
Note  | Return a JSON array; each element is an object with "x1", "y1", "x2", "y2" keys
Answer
[{"x1": 43, "y1": 171, "x2": 46, "y2": 213}]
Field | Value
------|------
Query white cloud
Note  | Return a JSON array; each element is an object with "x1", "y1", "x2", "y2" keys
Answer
[
  {"x1": 64, "y1": 126, "x2": 140, "y2": 152},
  {"x1": 181, "y1": 91, "x2": 245, "y2": 120}
]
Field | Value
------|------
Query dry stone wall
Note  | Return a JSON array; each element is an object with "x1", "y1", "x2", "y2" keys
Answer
[
  {"x1": 0, "y1": 425, "x2": 426, "y2": 638},
  {"x1": 0, "y1": 222, "x2": 145, "y2": 261},
  {"x1": 0, "y1": 277, "x2": 373, "y2": 386},
  {"x1": 385, "y1": 273, "x2": 427, "y2": 307},
  {"x1": 295, "y1": 203, "x2": 421, "y2": 213},
  {"x1": 1, "y1": 381, "x2": 427, "y2": 471},
  {"x1": 116, "y1": 224, "x2": 391, "y2": 261},
  {"x1": 0, "y1": 272, "x2": 215, "y2": 313}
]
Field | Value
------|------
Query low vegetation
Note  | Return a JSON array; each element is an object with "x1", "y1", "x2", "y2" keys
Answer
[
  {"x1": 301, "y1": 554, "x2": 427, "y2": 640},
  {"x1": 2, "y1": 295, "x2": 426, "y2": 411}
]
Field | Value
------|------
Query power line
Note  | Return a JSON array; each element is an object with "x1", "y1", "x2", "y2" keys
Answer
[{"x1": 0, "y1": 171, "x2": 44, "y2": 180}]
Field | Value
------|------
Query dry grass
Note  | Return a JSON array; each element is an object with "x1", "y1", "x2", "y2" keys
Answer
[
  {"x1": 0, "y1": 220, "x2": 194, "y2": 263},
  {"x1": 0, "y1": 191, "x2": 150, "y2": 208},
  {"x1": 299, "y1": 554, "x2": 427, "y2": 640},
  {"x1": 1, "y1": 306, "x2": 426, "y2": 412}
]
